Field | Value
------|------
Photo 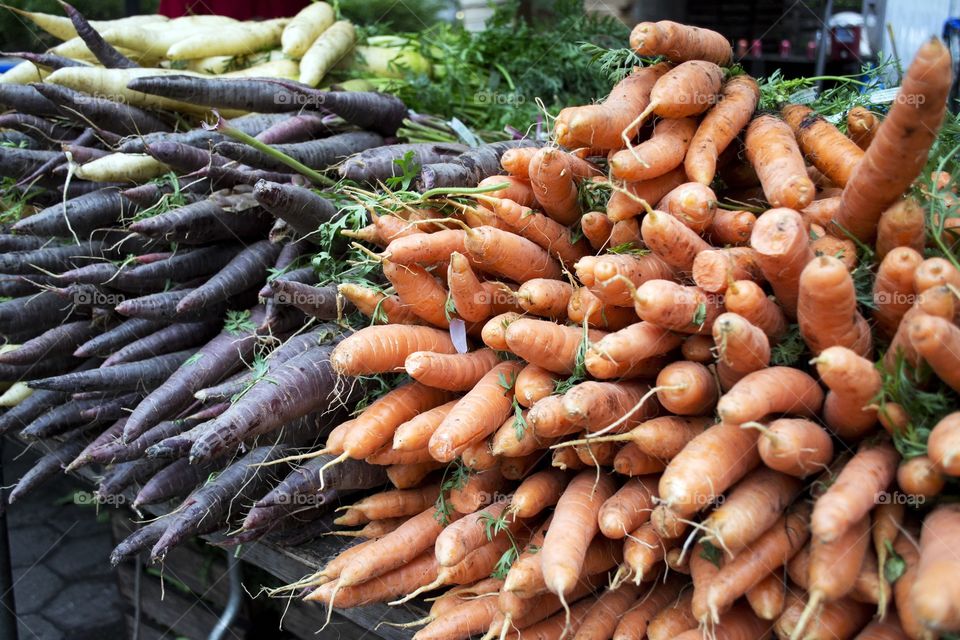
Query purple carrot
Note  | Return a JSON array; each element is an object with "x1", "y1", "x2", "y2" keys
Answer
[
  {"x1": 12, "y1": 188, "x2": 136, "y2": 236},
  {"x1": 202, "y1": 164, "x2": 297, "y2": 189},
  {"x1": 96, "y1": 458, "x2": 166, "y2": 499},
  {"x1": 144, "y1": 141, "x2": 230, "y2": 173},
  {"x1": 117, "y1": 113, "x2": 288, "y2": 154},
  {"x1": 271, "y1": 281, "x2": 342, "y2": 320},
  {"x1": 120, "y1": 180, "x2": 206, "y2": 207},
  {"x1": 0, "y1": 113, "x2": 78, "y2": 142},
  {"x1": 133, "y1": 455, "x2": 225, "y2": 508},
  {"x1": 0, "y1": 83, "x2": 59, "y2": 116},
  {"x1": 0, "y1": 388, "x2": 68, "y2": 435},
  {"x1": 0, "y1": 355, "x2": 78, "y2": 382},
  {"x1": 262, "y1": 239, "x2": 308, "y2": 325},
  {"x1": 0, "y1": 290, "x2": 75, "y2": 334},
  {"x1": 0, "y1": 240, "x2": 104, "y2": 275},
  {"x1": 260, "y1": 267, "x2": 318, "y2": 298},
  {"x1": 2, "y1": 51, "x2": 88, "y2": 69},
  {"x1": 126, "y1": 75, "x2": 313, "y2": 113},
  {"x1": 339, "y1": 142, "x2": 469, "y2": 184},
  {"x1": 416, "y1": 139, "x2": 541, "y2": 190},
  {"x1": 120, "y1": 306, "x2": 272, "y2": 442},
  {"x1": 273, "y1": 516, "x2": 337, "y2": 546},
  {"x1": 113, "y1": 288, "x2": 228, "y2": 323},
  {"x1": 53, "y1": 284, "x2": 127, "y2": 312},
  {"x1": 74, "y1": 317, "x2": 164, "y2": 357},
  {"x1": 252, "y1": 179, "x2": 337, "y2": 237},
  {"x1": 117, "y1": 244, "x2": 242, "y2": 286},
  {"x1": 59, "y1": 1, "x2": 137, "y2": 68},
  {"x1": 215, "y1": 131, "x2": 384, "y2": 172},
  {"x1": 255, "y1": 454, "x2": 386, "y2": 508},
  {"x1": 0, "y1": 320, "x2": 97, "y2": 366},
  {"x1": 266, "y1": 82, "x2": 408, "y2": 135},
  {"x1": 188, "y1": 346, "x2": 338, "y2": 463},
  {"x1": 0, "y1": 235, "x2": 47, "y2": 252},
  {"x1": 175, "y1": 241, "x2": 281, "y2": 313},
  {"x1": 255, "y1": 113, "x2": 333, "y2": 144},
  {"x1": 65, "y1": 416, "x2": 127, "y2": 471},
  {"x1": 29, "y1": 349, "x2": 194, "y2": 393},
  {"x1": 239, "y1": 498, "x2": 335, "y2": 535},
  {"x1": 126, "y1": 198, "x2": 273, "y2": 244},
  {"x1": 20, "y1": 396, "x2": 118, "y2": 438},
  {"x1": 0, "y1": 146, "x2": 62, "y2": 179},
  {"x1": 59, "y1": 179, "x2": 126, "y2": 199},
  {"x1": 78, "y1": 391, "x2": 145, "y2": 422},
  {"x1": 110, "y1": 519, "x2": 168, "y2": 566},
  {"x1": 102, "y1": 320, "x2": 220, "y2": 366},
  {"x1": 32, "y1": 83, "x2": 171, "y2": 136},
  {"x1": 57, "y1": 144, "x2": 109, "y2": 165},
  {"x1": 81, "y1": 416, "x2": 200, "y2": 466},
  {"x1": 0, "y1": 275, "x2": 56, "y2": 299},
  {"x1": 0, "y1": 131, "x2": 38, "y2": 148},
  {"x1": 7, "y1": 437, "x2": 88, "y2": 505},
  {"x1": 56, "y1": 262, "x2": 121, "y2": 287}
]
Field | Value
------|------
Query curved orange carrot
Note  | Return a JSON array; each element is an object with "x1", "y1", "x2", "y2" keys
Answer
[
  {"x1": 344, "y1": 382, "x2": 452, "y2": 460},
  {"x1": 607, "y1": 166, "x2": 688, "y2": 221},
  {"x1": 640, "y1": 208, "x2": 713, "y2": 272},
  {"x1": 685, "y1": 74, "x2": 760, "y2": 184},
  {"x1": 610, "y1": 117, "x2": 698, "y2": 181},
  {"x1": 504, "y1": 318, "x2": 605, "y2": 375},
  {"x1": 478, "y1": 195, "x2": 588, "y2": 266},
  {"x1": 750, "y1": 207, "x2": 814, "y2": 318},
  {"x1": 707, "y1": 208, "x2": 757, "y2": 246},
  {"x1": 331, "y1": 325, "x2": 456, "y2": 375},
  {"x1": 528, "y1": 147, "x2": 582, "y2": 225},
  {"x1": 814, "y1": 346, "x2": 881, "y2": 439},
  {"x1": 633, "y1": 280, "x2": 722, "y2": 334},
  {"x1": 338, "y1": 282, "x2": 422, "y2": 325},
  {"x1": 383, "y1": 259, "x2": 450, "y2": 328},
  {"x1": 630, "y1": 21, "x2": 732, "y2": 65},
  {"x1": 465, "y1": 225, "x2": 563, "y2": 282},
  {"x1": 876, "y1": 198, "x2": 925, "y2": 260},
  {"x1": 745, "y1": 114, "x2": 815, "y2": 209},
  {"x1": 385, "y1": 229, "x2": 468, "y2": 265},
  {"x1": 515, "y1": 363, "x2": 560, "y2": 408},
  {"x1": 873, "y1": 247, "x2": 924, "y2": 338},
  {"x1": 405, "y1": 348, "x2": 501, "y2": 392},
  {"x1": 783, "y1": 103, "x2": 864, "y2": 187},
  {"x1": 724, "y1": 279, "x2": 788, "y2": 342},
  {"x1": 517, "y1": 278, "x2": 574, "y2": 319},
  {"x1": 717, "y1": 367, "x2": 823, "y2": 425},
  {"x1": 566, "y1": 287, "x2": 638, "y2": 331},
  {"x1": 584, "y1": 321, "x2": 682, "y2": 379},
  {"x1": 846, "y1": 105, "x2": 880, "y2": 150},
  {"x1": 798, "y1": 255, "x2": 872, "y2": 356},
  {"x1": 448, "y1": 252, "x2": 492, "y2": 323},
  {"x1": 509, "y1": 469, "x2": 568, "y2": 519},
  {"x1": 908, "y1": 314, "x2": 960, "y2": 392},
  {"x1": 928, "y1": 411, "x2": 960, "y2": 476},
  {"x1": 576, "y1": 253, "x2": 676, "y2": 307},
  {"x1": 713, "y1": 312, "x2": 770, "y2": 384},
  {"x1": 598, "y1": 475, "x2": 658, "y2": 539},
  {"x1": 753, "y1": 418, "x2": 834, "y2": 478},
  {"x1": 580, "y1": 211, "x2": 613, "y2": 250}
]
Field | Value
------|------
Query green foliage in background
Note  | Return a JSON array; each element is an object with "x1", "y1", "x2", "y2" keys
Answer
[{"x1": 337, "y1": 0, "x2": 449, "y2": 33}]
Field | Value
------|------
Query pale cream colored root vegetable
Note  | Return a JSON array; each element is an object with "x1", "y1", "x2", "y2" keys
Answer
[
  {"x1": 282, "y1": 2, "x2": 336, "y2": 58},
  {"x1": 300, "y1": 20, "x2": 357, "y2": 87},
  {"x1": 75, "y1": 154, "x2": 171, "y2": 184},
  {"x1": 0, "y1": 61, "x2": 47, "y2": 85},
  {"x1": 223, "y1": 59, "x2": 300, "y2": 81},
  {"x1": 3, "y1": 6, "x2": 165, "y2": 41},
  {"x1": 43, "y1": 67, "x2": 213, "y2": 115},
  {"x1": 167, "y1": 18, "x2": 288, "y2": 60}
]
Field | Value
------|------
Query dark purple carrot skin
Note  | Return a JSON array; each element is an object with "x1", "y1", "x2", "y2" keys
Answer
[
  {"x1": 126, "y1": 199, "x2": 274, "y2": 244},
  {"x1": 0, "y1": 355, "x2": 79, "y2": 383},
  {"x1": 57, "y1": 144, "x2": 109, "y2": 165},
  {"x1": 0, "y1": 146, "x2": 62, "y2": 179},
  {"x1": 18, "y1": 128, "x2": 95, "y2": 187},
  {"x1": 2, "y1": 51, "x2": 88, "y2": 69},
  {"x1": 0, "y1": 83, "x2": 60, "y2": 116},
  {"x1": 255, "y1": 113, "x2": 333, "y2": 144},
  {"x1": 339, "y1": 142, "x2": 469, "y2": 184},
  {"x1": 252, "y1": 179, "x2": 337, "y2": 237},
  {"x1": 239, "y1": 497, "x2": 336, "y2": 535},
  {"x1": 74, "y1": 317, "x2": 165, "y2": 357},
  {"x1": 271, "y1": 515, "x2": 337, "y2": 546},
  {"x1": 260, "y1": 267, "x2": 318, "y2": 298},
  {"x1": 83, "y1": 417, "x2": 197, "y2": 466},
  {"x1": 202, "y1": 164, "x2": 297, "y2": 190},
  {"x1": 0, "y1": 276, "x2": 56, "y2": 299},
  {"x1": 114, "y1": 289, "x2": 229, "y2": 323},
  {"x1": 0, "y1": 289, "x2": 72, "y2": 327},
  {"x1": 416, "y1": 140, "x2": 541, "y2": 190},
  {"x1": 188, "y1": 346, "x2": 338, "y2": 463},
  {"x1": 116, "y1": 113, "x2": 287, "y2": 154},
  {"x1": 117, "y1": 244, "x2": 242, "y2": 286},
  {"x1": 78, "y1": 391, "x2": 144, "y2": 422},
  {"x1": 20, "y1": 395, "x2": 118, "y2": 438},
  {"x1": 0, "y1": 113, "x2": 78, "y2": 143},
  {"x1": 59, "y1": 179, "x2": 127, "y2": 199},
  {"x1": 216, "y1": 131, "x2": 385, "y2": 173},
  {"x1": 65, "y1": 416, "x2": 128, "y2": 472},
  {"x1": 120, "y1": 306, "x2": 271, "y2": 442},
  {"x1": 133, "y1": 455, "x2": 225, "y2": 508},
  {"x1": 271, "y1": 281, "x2": 342, "y2": 319},
  {"x1": 55, "y1": 262, "x2": 120, "y2": 287},
  {"x1": 59, "y1": 1, "x2": 137, "y2": 69},
  {"x1": 0, "y1": 234, "x2": 47, "y2": 252},
  {"x1": 149, "y1": 444, "x2": 293, "y2": 561},
  {"x1": 0, "y1": 241, "x2": 105, "y2": 275},
  {"x1": 31, "y1": 83, "x2": 171, "y2": 136},
  {"x1": 0, "y1": 388, "x2": 69, "y2": 436},
  {"x1": 267, "y1": 82, "x2": 408, "y2": 135},
  {"x1": 52, "y1": 284, "x2": 127, "y2": 312},
  {"x1": 110, "y1": 519, "x2": 168, "y2": 566},
  {"x1": 184, "y1": 402, "x2": 230, "y2": 422},
  {"x1": 28, "y1": 349, "x2": 193, "y2": 393},
  {"x1": 144, "y1": 141, "x2": 230, "y2": 173},
  {"x1": 0, "y1": 320, "x2": 97, "y2": 366},
  {"x1": 132, "y1": 252, "x2": 174, "y2": 265},
  {"x1": 7, "y1": 437, "x2": 88, "y2": 505},
  {"x1": 0, "y1": 131, "x2": 38, "y2": 148},
  {"x1": 126, "y1": 75, "x2": 312, "y2": 113},
  {"x1": 96, "y1": 458, "x2": 167, "y2": 500},
  {"x1": 176, "y1": 241, "x2": 282, "y2": 313},
  {"x1": 101, "y1": 320, "x2": 220, "y2": 366},
  {"x1": 256, "y1": 455, "x2": 386, "y2": 508}
]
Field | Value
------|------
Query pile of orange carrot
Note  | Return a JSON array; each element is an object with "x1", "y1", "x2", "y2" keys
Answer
[{"x1": 285, "y1": 21, "x2": 960, "y2": 640}]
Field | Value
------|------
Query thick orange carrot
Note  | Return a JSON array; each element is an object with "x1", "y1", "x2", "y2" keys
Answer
[
  {"x1": 383, "y1": 259, "x2": 450, "y2": 328},
  {"x1": 908, "y1": 314, "x2": 960, "y2": 393},
  {"x1": 461, "y1": 438, "x2": 498, "y2": 471},
  {"x1": 745, "y1": 573, "x2": 785, "y2": 621},
  {"x1": 491, "y1": 411, "x2": 555, "y2": 457},
  {"x1": 530, "y1": 394, "x2": 579, "y2": 439},
  {"x1": 713, "y1": 312, "x2": 770, "y2": 382},
  {"x1": 448, "y1": 252, "x2": 493, "y2": 323},
  {"x1": 636, "y1": 60, "x2": 725, "y2": 128},
  {"x1": 477, "y1": 174, "x2": 537, "y2": 208},
  {"x1": 434, "y1": 497, "x2": 512, "y2": 567},
  {"x1": 783, "y1": 103, "x2": 864, "y2": 187},
  {"x1": 717, "y1": 366, "x2": 823, "y2": 425},
  {"x1": 606, "y1": 166, "x2": 688, "y2": 221},
  {"x1": 331, "y1": 325, "x2": 456, "y2": 375},
  {"x1": 372, "y1": 212, "x2": 418, "y2": 242},
  {"x1": 745, "y1": 114, "x2": 815, "y2": 209},
  {"x1": 306, "y1": 550, "x2": 440, "y2": 607},
  {"x1": 622, "y1": 520, "x2": 677, "y2": 584},
  {"x1": 574, "y1": 437, "x2": 620, "y2": 467},
  {"x1": 393, "y1": 400, "x2": 459, "y2": 451},
  {"x1": 558, "y1": 63, "x2": 670, "y2": 150},
  {"x1": 658, "y1": 421, "x2": 761, "y2": 519},
  {"x1": 798, "y1": 255, "x2": 873, "y2": 356},
  {"x1": 465, "y1": 226, "x2": 564, "y2": 282},
  {"x1": 607, "y1": 218, "x2": 643, "y2": 252},
  {"x1": 580, "y1": 211, "x2": 613, "y2": 250},
  {"x1": 873, "y1": 247, "x2": 924, "y2": 338},
  {"x1": 913, "y1": 256, "x2": 960, "y2": 293},
  {"x1": 517, "y1": 279, "x2": 574, "y2": 320},
  {"x1": 811, "y1": 441, "x2": 899, "y2": 542},
  {"x1": 631, "y1": 21, "x2": 731, "y2": 64},
  {"x1": 501, "y1": 147, "x2": 541, "y2": 179},
  {"x1": 707, "y1": 208, "x2": 757, "y2": 246},
  {"x1": 509, "y1": 469, "x2": 568, "y2": 519},
  {"x1": 387, "y1": 461, "x2": 443, "y2": 489},
  {"x1": 928, "y1": 411, "x2": 960, "y2": 476},
  {"x1": 528, "y1": 147, "x2": 582, "y2": 225},
  {"x1": 613, "y1": 442, "x2": 666, "y2": 477},
  {"x1": 753, "y1": 418, "x2": 834, "y2": 478},
  {"x1": 876, "y1": 198, "x2": 925, "y2": 260},
  {"x1": 344, "y1": 382, "x2": 452, "y2": 460},
  {"x1": 570, "y1": 415, "x2": 712, "y2": 461},
  {"x1": 697, "y1": 505, "x2": 811, "y2": 623},
  {"x1": 412, "y1": 592, "x2": 501, "y2": 640},
  {"x1": 774, "y1": 593, "x2": 873, "y2": 640},
  {"x1": 405, "y1": 348, "x2": 501, "y2": 392},
  {"x1": 835, "y1": 38, "x2": 952, "y2": 241},
  {"x1": 847, "y1": 106, "x2": 880, "y2": 150},
  {"x1": 514, "y1": 364, "x2": 560, "y2": 409},
  {"x1": 657, "y1": 181, "x2": 718, "y2": 233},
  {"x1": 682, "y1": 334, "x2": 715, "y2": 363},
  {"x1": 612, "y1": 574, "x2": 687, "y2": 640},
  {"x1": 640, "y1": 208, "x2": 713, "y2": 272},
  {"x1": 574, "y1": 583, "x2": 642, "y2": 640},
  {"x1": 541, "y1": 470, "x2": 616, "y2": 597},
  {"x1": 647, "y1": 591, "x2": 697, "y2": 639},
  {"x1": 897, "y1": 455, "x2": 945, "y2": 498},
  {"x1": 338, "y1": 282, "x2": 422, "y2": 325},
  {"x1": 385, "y1": 229, "x2": 467, "y2": 266},
  {"x1": 481, "y1": 311, "x2": 522, "y2": 351},
  {"x1": 692, "y1": 248, "x2": 762, "y2": 294},
  {"x1": 610, "y1": 117, "x2": 698, "y2": 181},
  {"x1": 814, "y1": 346, "x2": 882, "y2": 439},
  {"x1": 448, "y1": 465, "x2": 505, "y2": 514},
  {"x1": 724, "y1": 280, "x2": 788, "y2": 342},
  {"x1": 685, "y1": 75, "x2": 760, "y2": 184},
  {"x1": 633, "y1": 280, "x2": 722, "y2": 334},
  {"x1": 851, "y1": 615, "x2": 911, "y2": 640},
  {"x1": 478, "y1": 196, "x2": 588, "y2": 266},
  {"x1": 563, "y1": 380, "x2": 657, "y2": 433},
  {"x1": 800, "y1": 196, "x2": 841, "y2": 228},
  {"x1": 584, "y1": 321, "x2": 683, "y2": 379},
  {"x1": 703, "y1": 467, "x2": 802, "y2": 554},
  {"x1": 750, "y1": 207, "x2": 814, "y2": 318},
  {"x1": 598, "y1": 475, "x2": 658, "y2": 539},
  {"x1": 655, "y1": 361, "x2": 718, "y2": 415},
  {"x1": 505, "y1": 318, "x2": 605, "y2": 375},
  {"x1": 575, "y1": 253, "x2": 676, "y2": 307},
  {"x1": 910, "y1": 504, "x2": 960, "y2": 632},
  {"x1": 566, "y1": 287, "x2": 638, "y2": 331},
  {"x1": 346, "y1": 484, "x2": 441, "y2": 522}
]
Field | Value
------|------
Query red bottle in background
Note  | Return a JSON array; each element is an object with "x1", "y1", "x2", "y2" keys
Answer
[{"x1": 158, "y1": 0, "x2": 309, "y2": 19}]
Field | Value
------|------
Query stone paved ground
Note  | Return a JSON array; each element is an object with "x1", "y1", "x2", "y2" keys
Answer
[{"x1": 3, "y1": 437, "x2": 126, "y2": 640}]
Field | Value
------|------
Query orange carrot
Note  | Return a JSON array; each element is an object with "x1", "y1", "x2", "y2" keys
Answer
[
  {"x1": 465, "y1": 226, "x2": 564, "y2": 282},
  {"x1": 574, "y1": 584, "x2": 642, "y2": 640},
  {"x1": 575, "y1": 253, "x2": 676, "y2": 307},
  {"x1": 573, "y1": 437, "x2": 619, "y2": 467},
  {"x1": 367, "y1": 445, "x2": 436, "y2": 466},
  {"x1": 745, "y1": 114, "x2": 815, "y2": 209},
  {"x1": 387, "y1": 461, "x2": 444, "y2": 489},
  {"x1": 448, "y1": 465, "x2": 505, "y2": 514},
  {"x1": 563, "y1": 380, "x2": 658, "y2": 433},
  {"x1": 405, "y1": 348, "x2": 501, "y2": 392},
  {"x1": 814, "y1": 346, "x2": 882, "y2": 439},
  {"x1": 800, "y1": 196, "x2": 841, "y2": 228},
  {"x1": 584, "y1": 320, "x2": 683, "y2": 379},
  {"x1": 383, "y1": 259, "x2": 450, "y2": 328},
  {"x1": 852, "y1": 615, "x2": 911, "y2": 640},
  {"x1": 566, "y1": 287, "x2": 638, "y2": 331},
  {"x1": 702, "y1": 467, "x2": 802, "y2": 554},
  {"x1": 491, "y1": 411, "x2": 556, "y2": 457},
  {"x1": 580, "y1": 211, "x2": 614, "y2": 250},
  {"x1": 774, "y1": 593, "x2": 873, "y2": 640},
  {"x1": 913, "y1": 257, "x2": 960, "y2": 293},
  {"x1": 656, "y1": 182, "x2": 718, "y2": 233},
  {"x1": 393, "y1": 400, "x2": 459, "y2": 451},
  {"x1": 610, "y1": 117, "x2": 698, "y2": 181},
  {"x1": 847, "y1": 106, "x2": 880, "y2": 150},
  {"x1": 516, "y1": 597, "x2": 594, "y2": 640},
  {"x1": 606, "y1": 166, "x2": 688, "y2": 221},
  {"x1": 567, "y1": 416, "x2": 712, "y2": 462},
  {"x1": 647, "y1": 591, "x2": 697, "y2": 639},
  {"x1": 752, "y1": 418, "x2": 834, "y2": 478},
  {"x1": 717, "y1": 367, "x2": 823, "y2": 425},
  {"x1": 541, "y1": 470, "x2": 616, "y2": 597},
  {"x1": 724, "y1": 280, "x2": 789, "y2": 342},
  {"x1": 531, "y1": 394, "x2": 579, "y2": 439},
  {"x1": 509, "y1": 469, "x2": 569, "y2": 519},
  {"x1": 478, "y1": 195, "x2": 589, "y2": 266},
  {"x1": 910, "y1": 504, "x2": 960, "y2": 632},
  {"x1": 811, "y1": 441, "x2": 900, "y2": 542},
  {"x1": 346, "y1": 484, "x2": 441, "y2": 522},
  {"x1": 612, "y1": 574, "x2": 687, "y2": 640},
  {"x1": 897, "y1": 455, "x2": 945, "y2": 499},
  {"x1": 632, "y1": 280, "x2": 722, "y2": 334},
  {"x1": 608, "y1": 218, "x2": 643, "y2": 251},
  {"x1": 448, "y1": 252, "x2": 494, "y2": 323},
  {"x1": 713, "y1": 312, "x2": 770, "y2": 382},
  {"x1": 873, "y1": 247, "x2": 924, "y2": 338},
  {"x1": 630, "y1": 21, "x2": 732, "y2": 65},
  {"x1": 783, "y1": 103, "x2": 864, "y2": 187},
  {"x1": 385, "y1": 229, "x2": 468, "y2": 266},
  {"x1": 501, "y1": 451, "x2": 540, "y2": 480},
  {"x1": 876, "y1": 198, "x2": 926, "y2": 260},
  {"x1": 632, "y1": 61, "x2": 725, "y2": 134},
  {"x1": 511, "y1": 364, "x2": 559, "y2": 410},
  {"x1": 338, "y1": 282, "x2": 422, "y2": 325},
  {"x1": 528, "y1": 147, "x2": 583, "y2": 225},
  {"x1": 477, "y1": 174, "x2": 537, "y2": 208},
  {"x1": 517, "y1": 279, "x2": 574, "y2": 320},
  {"x1": 501, "y1": 147, "x2": 541, "y2": 180},
  {"x1": 413, "y1": 592, "x2": 502, "y2": 640},
  {"x1": 598, "y1": 475, "x2": 658, "y2": 539},
  {"x1": 928, "y1": 411, "x2": 960, "y2": 476},
  {"x1": 750, "y1": 207, "x2": 814, "y2": 319},
  {"x1": 696, "y1": 505, "x2": 811, "y2": 623},
  {"x1": 798, "y1": 256, "x2": 873, "y2": 357},
  {"x1": 461, "y1": 438, "x2": 498, "y2": 471},
  {"x1": 622, "y1": 520, "x2": 677, "y2": 584},
  {"x1": 481, "y1": 311, "x2": 522, "y2": 351},
  {"x1": 685, "y1": 74, "x2": 760, "y2": 184},
  {"x1": 504, "y1": 530, "x2": 619, "y2": 600},
  {"x1": 682, "y1": 334, "x2": 715, "y2": 363},
  {"x1": 655, "y1": 361, "x2": 718, "y2": 415},
  {"x1": 692, "y1": 247, "x2": 762, "y2": 293},
  {"x1": 746, "y1": 573, "x2": 785, "y2": 621},
  {"x1": 505, "y1": 318, "x2": 605, "y2": 375},
  {"x1": 434, "y1": 497, "x2": 512, "y2": 567},
  {"x1": 552, "y1": 446, "x2": 585, "y2": 471},
  {"x1": 331, "y1": 325, "x2": 456, "y2": 375},
  {"x1": 707, "y1": 209, "x2": 756, "y2": 247},
  {"x1": 306, "y1": 550, "x2": 440, "y2": 607},
  {"x1": 613, "y1": 442, "x2": 666, "y2": 477},
  {"x1": 640, "y1": 208, "x2": 713, "y2": 272},
  {"x1": 908, "y1": 314, "x2": 960, "y2": 393}
]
